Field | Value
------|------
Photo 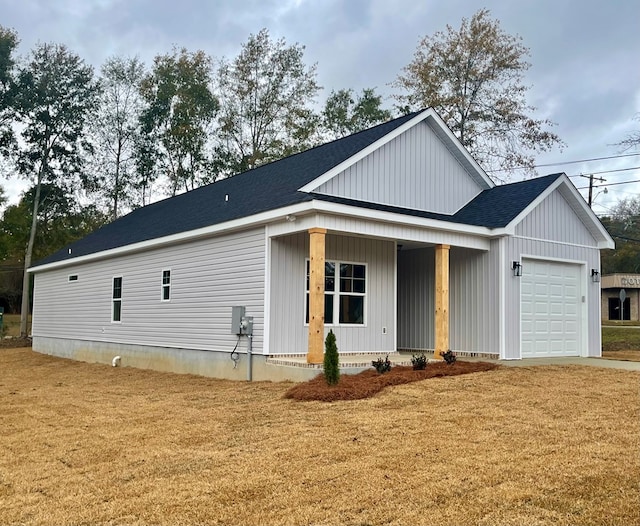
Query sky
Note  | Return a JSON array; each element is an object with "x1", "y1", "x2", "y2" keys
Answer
[{"x1": 1, "y1": 0, "x2": 639, "y2": 216}]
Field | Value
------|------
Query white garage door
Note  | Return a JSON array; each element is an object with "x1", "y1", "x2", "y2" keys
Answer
[{"x1": 521, "y1": 259, "x2": 582, "y2": 358}]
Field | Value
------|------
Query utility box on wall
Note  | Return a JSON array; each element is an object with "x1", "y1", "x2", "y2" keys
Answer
[
  {"x1": 231, "y1": 306, "x2": 245, "y2": 334},
  {"x1": 231, "y1": 306, "x2": 254, "y2": 335}
]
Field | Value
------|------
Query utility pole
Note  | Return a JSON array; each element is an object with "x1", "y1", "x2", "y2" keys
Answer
[{"x1": 580, "y1": 174, "x2": 606, "y2": 207}]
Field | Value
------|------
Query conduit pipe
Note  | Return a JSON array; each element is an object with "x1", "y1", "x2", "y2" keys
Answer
[
  {"x1": 247, "y1": 334, "x2": 253, "y2": 382},
  {"x1": 112, "y1": 355, "x2": 121, "y2": 367}
]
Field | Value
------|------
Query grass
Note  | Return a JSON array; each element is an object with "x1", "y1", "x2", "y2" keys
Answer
[
  {"x1": 1, "y1": 346, "x2": 638, "y2": 526},
  {"x1": 1, "y1": 313, "x2": 31, "y2": 338},
  {"x1": 602, "y1": 325, "x2": 640, "y2": 361}
]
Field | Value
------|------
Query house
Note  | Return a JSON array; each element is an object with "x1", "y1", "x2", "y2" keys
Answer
[
  {"x1": 29, "y1": 109, "x2": 614, "y2": 381},
  {"x1": 600, "y1": 274, "x2": 640, "y2": 321}
]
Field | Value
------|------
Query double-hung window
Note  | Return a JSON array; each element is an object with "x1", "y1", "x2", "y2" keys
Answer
[
  {"x1": 112, "y1": 277, "x2": 122, "y2": 322},
  {"x1": 161, "y1": 270, "x2": 171, "y2": 301},
  {"x1": 305, "y1": 260, "x2": 366, "y2": 325}
]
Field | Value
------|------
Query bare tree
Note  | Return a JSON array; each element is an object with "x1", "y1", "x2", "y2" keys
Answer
[{"x1": 394, "y1": 9, "x2": 564, "y2": 179}]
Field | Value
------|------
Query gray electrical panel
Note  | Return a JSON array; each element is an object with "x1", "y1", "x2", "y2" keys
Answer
[
  {"x1": 231, "y1": 306, "x2": 254, "y2": 335},
  {"x1": 231, "y1": 306, "x2": 245, "y2": 334}
]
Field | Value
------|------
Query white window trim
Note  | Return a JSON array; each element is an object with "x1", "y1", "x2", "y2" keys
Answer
[
  {"x1": 161, "y1": 269, "x2": 171, "y2": 302},
  {"x1": 304, "y1": 259, "x2": 367, "y2": 327},
  {"x1": 112, "y1": 276, "x2": 122, "y2": 323}
]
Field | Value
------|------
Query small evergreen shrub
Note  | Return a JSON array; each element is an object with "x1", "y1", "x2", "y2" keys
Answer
[
  {"x1": 442, "y1": 350, "x2": 457, "y2": 365},
  {"x1": 323, "y1": 330, "x2": 340, "y2": 385},
  {"x1": 372, "y1": 355, "x2": 392, "y2": 374},
  {"x1": 411, "y1": 353, "x2": 428, "y2": 370}
]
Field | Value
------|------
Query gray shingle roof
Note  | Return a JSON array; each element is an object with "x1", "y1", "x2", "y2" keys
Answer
[{"x1": 34, "y1": 110, "x2": 561, "y2": 267}]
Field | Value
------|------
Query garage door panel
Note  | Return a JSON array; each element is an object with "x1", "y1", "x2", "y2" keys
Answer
[
  {"x1": 549, "y1": 320, "x2": 564, "y2": 333},
  {"x1": 521, "y1": 259, "x2": 581, "y2": 358}
]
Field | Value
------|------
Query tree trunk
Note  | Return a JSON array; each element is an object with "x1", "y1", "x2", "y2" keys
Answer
[{"x1": 19, "y1": 172, "x2": 44, "y2": 338}]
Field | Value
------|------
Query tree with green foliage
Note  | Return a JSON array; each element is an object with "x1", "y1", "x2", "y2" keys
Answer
[
  {"x1": 215, "y1": 28, "x2": 320, "y2": 175},
  {"x1": 0, "y1": 185, "x2": 106, "y2": 314},
  {"x1": 12, "y1": 42, "x2": 100, "y2": 337},
  {"x1": 139, "y1": 47, "x2": 219, "y2": 196},
  {"x1": 600, "y1": 196, "x2": 640, "y2": 274},
  {"x1": 0, "y1": 25, "x2": 19, "y2": 156},
  {"x1": 91, "y1": 56, "x2": 146, "y2": 219},
  {"x1": 394, "y1": 9, "x2": 563, "y2": 178},
  {"x1": 322, "y1": 88, "x2": 393, "y2": 140},
  {"x1": 323, "y1": 329, "x2": 339, "y2": 386}
]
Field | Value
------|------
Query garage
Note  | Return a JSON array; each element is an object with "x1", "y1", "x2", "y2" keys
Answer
[{"x1": 520, "y1": 259, "x2": 582, "y2": 358}]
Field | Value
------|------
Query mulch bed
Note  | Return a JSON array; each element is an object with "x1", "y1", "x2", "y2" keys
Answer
[{"x1": 285, "y1": 360, "x2": 500, "y2": 401}]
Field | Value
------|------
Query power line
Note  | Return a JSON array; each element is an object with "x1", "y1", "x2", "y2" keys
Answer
[
  {"x1": 486, "y1": 152, "x2": 640, "y2": 173},
  {"x1": 568, "y1": 166, "x2": 640, "y2": 178},
  {"x1": 535, "y1": 152, "x2": 640, "y2": 168},
  {"x1": 576, "y1": 178, "x2": 640, "y2": 190},
  {"x1": 610, "y1": 233, "x2": 640, "y2": 245}
]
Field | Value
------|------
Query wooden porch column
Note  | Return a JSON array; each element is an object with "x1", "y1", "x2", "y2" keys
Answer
[
  {"x1": 307, "y1": 228, "x2": 327, "y2": 364},
  {"x1": 434, "y1": 244, "x2": 450, "y2": 359}
]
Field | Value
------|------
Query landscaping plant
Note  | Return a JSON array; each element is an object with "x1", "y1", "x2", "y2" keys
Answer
[
  {"x1": 442, "y1": 350, "x2": 457, "y2": 364},
  {"x1": 372, "y1": 355, "x2": 392, "y2": 374},
  {"x1": 323, "y1": 329, "x2": 340, "y2": 385},
  {"x1": 411, "y1": 353, "x2": 428, "y2": 370}
]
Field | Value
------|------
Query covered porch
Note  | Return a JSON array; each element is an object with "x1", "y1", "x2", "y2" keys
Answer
[{"x1": 266, "y1": 213, "x2": 499, "y2": 363}]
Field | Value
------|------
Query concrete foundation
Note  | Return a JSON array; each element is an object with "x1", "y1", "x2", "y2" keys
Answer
[{"x1": 32, "y1": 336, "x2": 323, "y2": 382}]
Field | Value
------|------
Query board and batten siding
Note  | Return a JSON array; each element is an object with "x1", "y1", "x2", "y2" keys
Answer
[
  {"x1": 32, "y1": 227, "x2": 266, "y2": 353},
  {"x1": 515, "y1": 190, "x2": 600, "y2": 247},
  {"x1": 504, "y1": 188, "x2": 602, "y2": 359},
  {"x1": 397, "y1": 246, "x2": 499, "y2": 354},
  {"x1": 314, "y1": 120, "x2": 483, "y2": 215},
  {"x1": 269, "y1": 232, "x2": 396, "y2": 354}
]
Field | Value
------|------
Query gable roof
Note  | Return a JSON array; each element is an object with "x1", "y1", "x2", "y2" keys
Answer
[
  {"x1": 34, "y1": 110, "x2": 423, "y2": 267},
  {"x1": 31, "y1": 110, "x2": 613, "y2": 270}
]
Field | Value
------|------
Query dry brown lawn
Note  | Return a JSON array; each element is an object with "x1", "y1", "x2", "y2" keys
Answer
[{"x1": 1, "y1": 347, "x2": 638, "y2": 526}]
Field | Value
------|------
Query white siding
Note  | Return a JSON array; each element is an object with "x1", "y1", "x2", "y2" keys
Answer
[
  {"x1": 515, "y1": 190, "x2": 599, "y2": 247},
  {"x1": 269, "y1": 233, "x2": 396, "y2": 354},
  {"x1": 315, "y1": 121, "x2": 483, "y2": 214},
  {"x1": 450, "y1": 246, "x2": 500, "y2": 353},
  {"x1": 32, "y1": 228, "x2": 266, "y2": 353},
  {"x1": 397, "y1": 248, "x2": 434, "y2": 350},
  {"x1": 397, "y1": 246, "x2": 500, "y2": 354}
]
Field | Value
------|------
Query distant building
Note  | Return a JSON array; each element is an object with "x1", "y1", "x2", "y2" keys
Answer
[{"x1": 601, "y1": 274, "x2": 640, "y2": 321}]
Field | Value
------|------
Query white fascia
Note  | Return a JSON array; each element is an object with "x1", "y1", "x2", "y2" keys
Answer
[
  {"x1": 30, "y1": 198, "x2": 502, "y2": 274},
  {"x1": 28, "y1": 201, "x2": 315, "y2": 273}
]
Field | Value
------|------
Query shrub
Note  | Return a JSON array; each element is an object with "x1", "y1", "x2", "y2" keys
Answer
[
  {"x1": 411, "y1": 353, "x2": 428, "y2": 370},
  {"x1": 442, "y1": 350, "x2": 457, "y2": 365},
  {"x1": 372, "y1": 355, "x2": 392, "y2": 374},
  {"x1": 323, "y1": 330, "x2": 340, "y2": 385}
]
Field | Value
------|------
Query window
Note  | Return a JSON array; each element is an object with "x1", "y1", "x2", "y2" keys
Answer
[
  {"x1": 68, "y1": 274, "x2": 78, "y2": 282},
  {"x1": 306, "y1": 260, "x2": 366, "y2": 325},
  {"x1": 161, "y1": 270, "x2": 171, "y2": 301},
  {"x1": 112, "y1": 277, "x2": 122, "y2": 322}
]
